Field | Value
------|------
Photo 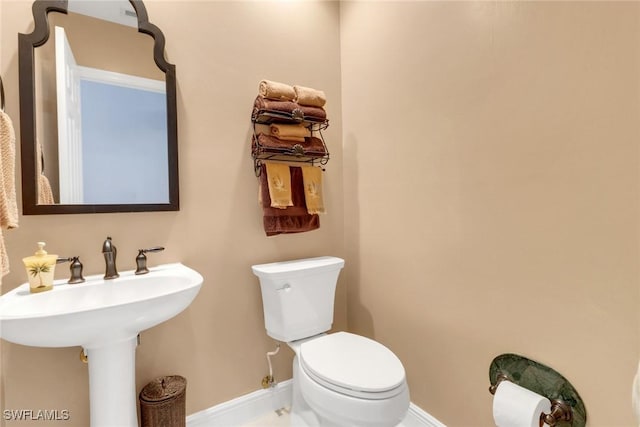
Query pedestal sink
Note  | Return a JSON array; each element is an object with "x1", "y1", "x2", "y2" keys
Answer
[{"x1": 0, "y1": 263, "x2": 203, "y2": 427}]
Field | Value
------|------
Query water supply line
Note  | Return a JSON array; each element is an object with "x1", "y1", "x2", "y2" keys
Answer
[{"x1": 262, "y1": 343, "x2": 281, "y2": 388}]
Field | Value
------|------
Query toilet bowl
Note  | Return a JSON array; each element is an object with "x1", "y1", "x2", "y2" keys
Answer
[
  {"x1": 291, "y1": 332, "x2": 409, "y2": 427},
  {"x1": 252, "y1": 257, "x2": 410, "y2": 427}
]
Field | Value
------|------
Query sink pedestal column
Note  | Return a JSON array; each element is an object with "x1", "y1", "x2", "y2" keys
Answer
[{"x1": 86, "y1": 336, "x2": 138, "y2": 427}]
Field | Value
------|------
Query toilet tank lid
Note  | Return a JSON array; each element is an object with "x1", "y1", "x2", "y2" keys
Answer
[{"x1": 251, "y1": 256, "x2": 344, "y2": 277}]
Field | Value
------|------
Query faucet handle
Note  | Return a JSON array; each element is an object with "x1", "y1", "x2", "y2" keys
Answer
[
  {"x1": 102, "y1": 236, "x2": 115, "y2": 253},
  {"x1": 141, "y1": 247, "x2": 165, "y2": 254},
  {"x1": 135, "y1": 247, "x2": 165, "y2": 275},
  {"x1": 57, "y1": 256, "x2": 85, "y2": 284}
]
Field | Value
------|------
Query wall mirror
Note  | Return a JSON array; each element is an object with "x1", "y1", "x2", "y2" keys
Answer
[{"x1": 19, "y1": 0, "x2": 178, "y2": 214}]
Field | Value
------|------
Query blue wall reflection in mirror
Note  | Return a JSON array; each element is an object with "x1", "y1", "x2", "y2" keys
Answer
[{"x1": 80, "y1": 80, "x2": 168, "y2": 204}]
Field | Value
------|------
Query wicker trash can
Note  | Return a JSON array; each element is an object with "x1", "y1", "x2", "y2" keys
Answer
[{"x1": 139, "y1": 375, "x2": 186, "y2": 427}]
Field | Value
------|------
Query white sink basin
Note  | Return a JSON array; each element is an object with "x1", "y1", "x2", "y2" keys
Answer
[
  {"x1": 0, "y1": 262, "x2": 203, "y2": 348},
  {"x1": 0, "y1": 262, "x2": 203, "y2": 427}
]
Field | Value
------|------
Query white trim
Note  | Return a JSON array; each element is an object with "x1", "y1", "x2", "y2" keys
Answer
[
  {"x1": 76, "y1": 65, "x2": 165, "y2": 94},
  {"x1": 404, "y1": 403, "x2": 447, "y2": 427},
  {"x1": 55, "y1": 26, "x2": 84, "y2": 204},
  {"x1": 186, "y1": 380, "x2": 446, "y2": 427},
  {"x1": 187, "y1": 380, "x2": 293, "y2": 427}
]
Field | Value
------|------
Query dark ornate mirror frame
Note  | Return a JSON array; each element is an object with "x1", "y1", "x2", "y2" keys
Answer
[{"x1": 19, "y1": 0, "x2": 179, "y2": 214}]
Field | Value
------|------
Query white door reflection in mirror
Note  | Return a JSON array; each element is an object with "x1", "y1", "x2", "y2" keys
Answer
[
  {"x1": 55, "y1": 26, "x2": 168, "y2": 205},
  {"x1": 55, "y1": 26, "x2": 83, "y2": 204}
]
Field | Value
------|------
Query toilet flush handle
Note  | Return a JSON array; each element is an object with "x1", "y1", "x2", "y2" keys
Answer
[{"x1": 276, "y1": 283, "x2": 291, "y2": 292}]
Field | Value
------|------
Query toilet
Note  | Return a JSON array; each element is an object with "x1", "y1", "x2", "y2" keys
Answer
[{"x1": 252, "y1": 256, "x2": 410, "y2": 427}]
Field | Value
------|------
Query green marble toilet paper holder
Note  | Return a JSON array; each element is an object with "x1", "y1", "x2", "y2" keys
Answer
[{"x1": 488, "y1": 353, "x2": 586, "y2": 427}]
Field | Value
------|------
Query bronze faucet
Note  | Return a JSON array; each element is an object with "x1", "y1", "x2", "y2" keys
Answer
[{"x1": 102, "y1": 237, "x2": 119, "y2": 279}]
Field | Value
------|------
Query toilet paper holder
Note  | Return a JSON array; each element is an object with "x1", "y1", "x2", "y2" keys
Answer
[
  {"x1": 490, "y1": 374, "x2": 572, "y2": 426},
  {"x1": 489, "y1": 354, "x2": 586, "y2": 427}
]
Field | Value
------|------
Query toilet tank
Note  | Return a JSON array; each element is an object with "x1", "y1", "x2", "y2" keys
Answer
[{"x1": 251, "y1": 257, "x2": 345, "y2": 342}]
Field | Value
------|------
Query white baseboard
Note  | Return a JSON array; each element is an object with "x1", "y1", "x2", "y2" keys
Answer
[
  {"x1": 187, "y1": 380, "x2": 293, "y2": 427},
  {"x1": 403, "y1": 404, "x2": 447, "y2": 427},
  {"x1": 186, "y1": 379, "x2": 446, "y2": 427}
]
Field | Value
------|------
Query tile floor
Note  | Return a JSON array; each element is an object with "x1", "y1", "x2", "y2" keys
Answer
[
  {"x1": 241, "y1": 408, "x2": 291, "y2": 426},
  {"x1": 240, "y1": 408, "x2": 410, "y2": 427}
]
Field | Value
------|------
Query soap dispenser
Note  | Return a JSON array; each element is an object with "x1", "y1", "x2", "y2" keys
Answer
[{"x1": 22, "y1": 242, "x2": 58, "y2": 293}]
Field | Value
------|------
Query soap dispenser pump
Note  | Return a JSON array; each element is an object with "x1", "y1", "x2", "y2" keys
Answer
[{"x1": 22, "y1": 242, "x2": 57, "y2": 293}]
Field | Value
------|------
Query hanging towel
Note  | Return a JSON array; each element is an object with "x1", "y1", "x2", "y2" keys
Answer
[
  {"x1": 293, "y1": 85, "x2": 326, "y2": 108},
  {"x1": 259, "y1": 164, "x2": 319, "y2": 236},
  {"x1": 36, "y1": 141, "x2": 55, "y2": 204},
  {"x1": 301, "y1": 166, "x2": 325, "y2": 214},
  {"x1": 38, "y1": 175, "x2": 55, "y2": 205},
  {"x1": 0, "y1": 111, "x2": 18, "y2": 229},
  {"x1": 259, "y1": 80, "x2": 296, "y2": 101},
  {"x1": 265, "y1": 162, "x2": 293, "y2": 209},
  {"x1": 270, "y1": 123, "x2": 311, "y2": 141},
  {"x1": 0, "y1": 110, "x2": 19, "y2": 281},
  {"x1": 633, "y1": 360, "x2": 640, "y2": 424}
]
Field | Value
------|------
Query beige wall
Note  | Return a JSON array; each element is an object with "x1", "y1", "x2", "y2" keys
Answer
[
  {"x1": 1, "y1": 1, "x2": 639, "y2": 426},
  {"x1": 341, "y1": 1, "x2": 639, "y2": 426},
  {"x1": 51, "y1": 11, "x2": 163, "y2": 80},
  {"x1": 0, "y1": 1, "x2": 344, "y2": 426}
]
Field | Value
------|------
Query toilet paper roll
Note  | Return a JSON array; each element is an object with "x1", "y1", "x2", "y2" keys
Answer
[{"x1": 493, "y1": 380, "x2": 552, "y2": 427}]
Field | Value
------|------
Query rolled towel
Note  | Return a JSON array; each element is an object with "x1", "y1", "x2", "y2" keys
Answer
[
  {"x1": 294, "y1": 85, "x2": 326, "y2": 107},
  {"x1": 270, "y1": 123, "x2": 311, "y2": 141},
  {"x1": 253, "y1": 95, "x2": 298, "y2": 115},
  {"x1": 301, "y1": 166, "x2": 325, "y2": 214},
  {"x1": 259, "y1": 80, "x2": 296, "y2": 101},
  {"x1": 265, "y1": 162, "x2": 293, "y2": 209},
  {"x1": 252, "y1": 96, "x2": 327, "y2": 121},
  {"x1": 297, "y1": 105, "x2": 327, "y2": 121},
  {"x1": 253, "y1": 134, "x2": 326, "y2": 156},
  {"x1": 276, "y1": 136, "x2": 306, "y2": 143}
]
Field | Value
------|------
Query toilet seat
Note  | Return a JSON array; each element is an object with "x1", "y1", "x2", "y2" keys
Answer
[{"x1": 299, "y1": 332, "x2": 406, "y2": 400}]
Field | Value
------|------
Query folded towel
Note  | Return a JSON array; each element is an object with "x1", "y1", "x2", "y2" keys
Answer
[
  {"x1": 259, "y1": 80, "x2": 296, "y2": 101},
  {"x1": 294, "y1": 85, "x2": 326, "y2": 108},
  {"x1": 265, "y1": 162, "x2": 293, "y2": 209},
  {"x1": 252, "y1": 134, "x2": 327, "y2": 157},
  {"x1": 301, "y1": 166, "x2": 325, "y2": 214},
  {"x1": 270, "y1": 124, "x2": 311, "y2": 141},
  {"x1": 259, "y1": 164, "x2": 319, "y2": 236}
]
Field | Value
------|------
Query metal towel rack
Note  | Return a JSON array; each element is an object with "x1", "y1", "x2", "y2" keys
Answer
[{"x1": 251, "y1": 108, "x2": 330, "y2": 177}]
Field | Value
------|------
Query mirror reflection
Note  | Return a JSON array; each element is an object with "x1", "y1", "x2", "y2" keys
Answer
[{"x1": 29, "y1": 0, "x2": 172, "y2": 207}]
